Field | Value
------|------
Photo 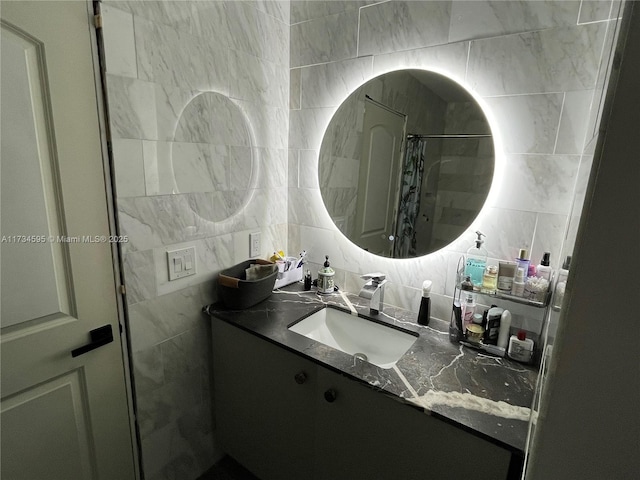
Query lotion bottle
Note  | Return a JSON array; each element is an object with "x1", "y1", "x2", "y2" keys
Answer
[
  {"x1": 464, "y1": 231, "x2": 487, "y2": 289},
  {"x1": 417, "y1": 280, "x2": 432, "y2": 326},
  {"x1": 511, "y1": 267, "x2": 526, "y2": 297},
  {"x1": 536, "y1": 252, "x2": 553, "y2": 281},
  {"x1": 497, "y1": 310, "x2": 512, "y2": 349},
  {"x1": 508, "y1": 330, "x2": 534, "y2": 363}
]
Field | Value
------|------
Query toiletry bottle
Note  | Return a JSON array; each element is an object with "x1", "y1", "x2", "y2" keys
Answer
[
  {"x1": 508, "y1": 330, "x2": 534, "y2": 363},
  {"x1": 536, "y1": 252, "x2": 552, "y2": 281},
  {"x1": 484, "y1": 306, "x2": 503, "y2": 345},
  {"x1": 464, "y1": 231, "x2": 487, "y2": 289},
  {"x1": 511, "y1": 267, "x2": 525, "y2": 296},
  {"x1": 417, "y1": 280, "x2": 432, "y2": 326},
  {"x1": 317, "y1": 255, "x2": 335, "y2": 294},
  {"x1": 515, "y1": 248, "x2": 530, "y2": 280},
  {"x1": 482, "y1": 265, "x2": 498, "y2": 294},
  {"x1": 497, "y1": 261, "x2": 516, "y2": 292},
  {"x1": 553, "y1": 255, "x2": 572, "y2": 308},
  {"x1": 461, "y1": 292, "x2": 476, "y2": 332},
  {"x1": 304, "y1": 269, "x2": 312, "y2": 290},
  {"x1": 497, "y1": 310, "x2": 512, "y2": 349}
]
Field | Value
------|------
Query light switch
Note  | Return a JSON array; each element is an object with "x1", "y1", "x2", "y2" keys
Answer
[{"x1": 167, "y1": 246, "x2": 196, "y2": 281}]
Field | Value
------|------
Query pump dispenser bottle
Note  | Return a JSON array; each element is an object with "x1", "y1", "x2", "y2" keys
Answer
[
  {"x1": 417, "y1": 280, "x2": 432, "y2": 326},
  {"x1": 464, "y1": 231, "x2": 487, "y2": 289},
  {"x1": 536, "y1": 252, "x2": 552, "y2": 281}
]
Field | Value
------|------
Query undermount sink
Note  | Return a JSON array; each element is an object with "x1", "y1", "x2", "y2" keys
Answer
[{"x1": 288, "y1": 306, "x2": 418, "y2": 369}]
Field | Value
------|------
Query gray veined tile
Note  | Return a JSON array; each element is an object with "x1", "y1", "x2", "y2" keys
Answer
[
  {"x1": 449, "y1": 1, "x2": 581, "y2": 43},
  {"x1": 300, "y1": 57, "x2": 373, "y2": 109},
  {"x1": 531, "y1": 213, "x2": 569, "y2": 269},
  {"x1": 496, "y1": 154, "x2": 581, "y2": 215},
  {"x1": 111, "y1": 139, "x2": 146, "y2": 198},
  {"x1": 229, "y1": 49, "x2": 289, "y2": 108},
  {"x1": 101, "y1": 4, "x2": 137, "y2": 78},
  {"x1": 372, "y1": 42, "x2": 469, "y2": 83},
  {"x1": 555, "y1": 90, "x2": 596, "y2": 155},
  {"x1": 358, "y1": 1, "x2": 452, "y2": 57},
  {"x1": 290, "y1": 9, "x2": 358, "y2": 68},
  {"x1": 134, "y1": 15, "x2": 227, "y2": 92},
  {"x1": 106, "y1": 74, "x2": 158, "y2": 141},
  {"x1": 578, "y1": 0, "x2": 615, "y2": 24},
  {"x1": 467, "y1": 23, "x2": 607, "y2": 96},
  {"x1": 123, "y1": 249, "x2": 157, "y2": 305},
  {"x1": 289, "y1": 107, "x2": 335, "y2": 150},
  {"x1": 291, "y1": 0, "x2": 375, "y2": 24},
  {"x1": 484, "y1": 93, "x2": 563, "y2": 154},
  {"x1": 290, "y1": 68, "x2": 302, "y2": 110}
]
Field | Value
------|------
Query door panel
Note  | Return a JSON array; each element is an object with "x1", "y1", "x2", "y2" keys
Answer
[
  {"x1": 354, "y1": 99, "x2": 405, "y2": 256},
  {"x1": 0, "y1": 2, "x2": 136, "y2": 479}
]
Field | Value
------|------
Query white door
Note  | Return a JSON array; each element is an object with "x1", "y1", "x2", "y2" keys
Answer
[
  {"x1": 354, "y1": 98, "x2": 406, "y2": 256},
  {"x1": 1, "y1": 2, "x2": 136, "y2": 479}
]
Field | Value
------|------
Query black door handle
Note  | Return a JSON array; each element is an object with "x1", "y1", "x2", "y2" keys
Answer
[{"x1": 71, "y1": 324, "x2": 114, "y2": 358}]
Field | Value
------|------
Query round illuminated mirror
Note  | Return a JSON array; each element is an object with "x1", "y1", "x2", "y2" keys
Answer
[{"x1": 319, "y1": 69, "x2": 494, "y2": 258}]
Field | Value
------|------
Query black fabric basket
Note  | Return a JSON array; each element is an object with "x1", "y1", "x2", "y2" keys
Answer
[{"x1": 217, "y1": 259, "x2": 278, "y2": 309}]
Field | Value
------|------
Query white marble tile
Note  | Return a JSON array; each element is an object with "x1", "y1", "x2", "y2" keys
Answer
[
  {"x1": 298, "y1": 150, "x2": 319, "y2": 189},
  {"x1": 143, "y1": 141, "x2": 177, "y2": 196},
  {"x1": 289, "y1": 107, "x2": 335, "y2": 150},
  {"x1": 290, "y1": 68, "x2": 301, "y2": 110},
  {"x1": 244, "y1": 187, "x2": 288, "y2": 229},
  {"x1": 251, "y1": 0, "x2": 290, "y2": 24},
  {"x1": 135, "y1": 16, "x2": 228, "y2": 92},
  {"x1": 372, "y1": 42, "x2": 469, "y2": 84},
  {"x1": 256, "y1": 148, "x2": 287, "y2": 189},
  {"x1": 578, "y1": 0, "x2": 614, "y2": 23},
  {"x1": 484, "y1": 93, "x2": 564, "y2": 154},
  {"x1": 123, "y1": 249, "x2": 157, "y2": 305},
  {"x1": 112, "y1": 139, "x2": 146, "y2": 198},
  {"x1": 288, "y1": 187, "x2": 336, "y2": 231},
  {"x1": 118, "y1": 195, "x2": 201, "y2": 253},
  {"x1": 467, "y1": 23, "x2": 607, "y2": 96},
  {"x1": 102, "y1": 4, "x2": 137, "y2": 78},
  {"x1": 358, "y1": 1, "x2": 452, "y2": 57},
  {"x1": 229, "y1": 146, "x2": 254, "y2": 191},
  {"x1": 153, "y1": 84, "x2": 199, "y2": 142},
  {"x1": 531, "y1": 213, "x2": 569, "y2": 270},
  {"x1": 496, "y1": 154, "x2": 581, "y2": 215},
  {"x1": 189, "y1": 0, "x2": 229, "y2": 42},
  {"x1": 126, "y1": 0, "x2": 194, "y2": 35},
  {"x1": 300, "y1": 57, "x2": 373, "y2": 108},
  {"x1": 171, "y1": 142, "x2": 221, "y2": 194},
  {"x1": 290, "y1": 10, "x2": 358, "y2": 67},
  {"x1": 229, "y1": 49, "x2": 288, "y2": 108},
  {"x1": 131, "y1": 345, "x2": 164, "y2": 396},
  {"x1": 555, "y1": 90, "x2": 596, "y2": 154},
  {"x1": 225, "y1": 1, "x2": 289, "y2": 67},
  {"x1": 288, "y1": 149, "x2": 301, "y2": 191},
  {"x1": 449, "y1": 1, "x2": 581, "y2": 43},
  {"x1": 127, "y1": 284, "x2": 207, "y2": 353},
  {"x1": 291, "y1": 0, "x2": 374, "y2": 24},
  {"x1": 106, "y1": 74, "x2": 158, "y2": 140},
  {"x1": 235, "y1": 100, "x2": 289, "y2": 150}
]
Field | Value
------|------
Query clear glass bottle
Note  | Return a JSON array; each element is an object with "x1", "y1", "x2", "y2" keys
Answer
[
  {"x1": 482, "y1": 265, "x2": 498, "y2": 293},
  {"x1": 464, "y1": 231, "x2": 487, "y2": 289}
]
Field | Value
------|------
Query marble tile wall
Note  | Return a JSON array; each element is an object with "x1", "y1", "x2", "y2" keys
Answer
[
  {"x1": 101, "y1": 2, "x2": 289, "y2": 480},
  {"x1": 288, "y1": 0, "x2": 618, "y2": 333}
]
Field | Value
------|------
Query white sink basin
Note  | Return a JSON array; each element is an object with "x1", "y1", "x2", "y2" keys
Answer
[{"x1": 288, "y1": 307, "x2": 418, "y2": 369}]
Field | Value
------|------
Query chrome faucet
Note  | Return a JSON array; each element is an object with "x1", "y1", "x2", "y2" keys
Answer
[{"x1": 359, "y1": 273, "x2": 388, "y2": 315}]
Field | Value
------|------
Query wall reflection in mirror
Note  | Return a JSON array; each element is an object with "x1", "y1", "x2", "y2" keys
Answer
[
  {"x1": 146, "y1": 92, "x2": 254, "y2": 222},
  {"x1": 319, "y1": 70, "x2": 494, "y2": 258}
]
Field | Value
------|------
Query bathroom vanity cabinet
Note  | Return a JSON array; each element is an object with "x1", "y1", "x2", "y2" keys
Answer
[{"x1": 212, "y1": 319, "x2": 513, "y2": 480}]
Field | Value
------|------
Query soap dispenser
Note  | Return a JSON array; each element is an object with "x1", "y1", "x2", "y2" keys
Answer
[
  {"x1": 464, "y1": 231, "x2": 487, "y2": 288},
  {"x1": 417, "y1": 280, "x2": 432, "y2": 326},
  {"x1": 317, "y1": 255, "x2": 335, "y2": 295}
]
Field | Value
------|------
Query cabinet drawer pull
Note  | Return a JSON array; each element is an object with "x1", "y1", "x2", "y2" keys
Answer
[
  {"x1": 324, "y1": 389, "x2": 337, "y2": 403},
  {"x1": 294, "y1": 372, "x2": 307, "y2": 384}
]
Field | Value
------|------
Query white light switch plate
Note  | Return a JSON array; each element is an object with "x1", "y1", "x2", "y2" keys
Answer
[
  {"x1": 250, "y1": 232, "x2": 261, "y2": 258},
  {"x1": 167, "y1": 246, "x2": 196, "y2": 281}
]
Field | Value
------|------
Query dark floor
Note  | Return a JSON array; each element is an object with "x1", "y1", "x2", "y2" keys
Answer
[{"x1": 197, "y1": 456, "x2": 261, "y2": 480}]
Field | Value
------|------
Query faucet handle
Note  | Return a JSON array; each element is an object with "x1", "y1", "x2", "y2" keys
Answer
[{"x1": 361, "y1": 272, "x2": 386, "y2": 283}]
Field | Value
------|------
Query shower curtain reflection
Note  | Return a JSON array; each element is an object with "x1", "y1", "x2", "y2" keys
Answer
[{"x1": 393, "y1": 137, "x2": 426, "y2": 258}]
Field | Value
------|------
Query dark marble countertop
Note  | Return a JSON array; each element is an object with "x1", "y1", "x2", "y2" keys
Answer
[{"x1": 205, "y1": 283, "x2": 538, "y2": 455}]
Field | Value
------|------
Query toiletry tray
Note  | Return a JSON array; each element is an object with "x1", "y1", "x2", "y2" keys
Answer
[
  {"x1": 218, "y1": 259, "x2": 278, "y2": 309},
  {"x1": 274, "y1": 265, "x2": 303, "y2": 289}
]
